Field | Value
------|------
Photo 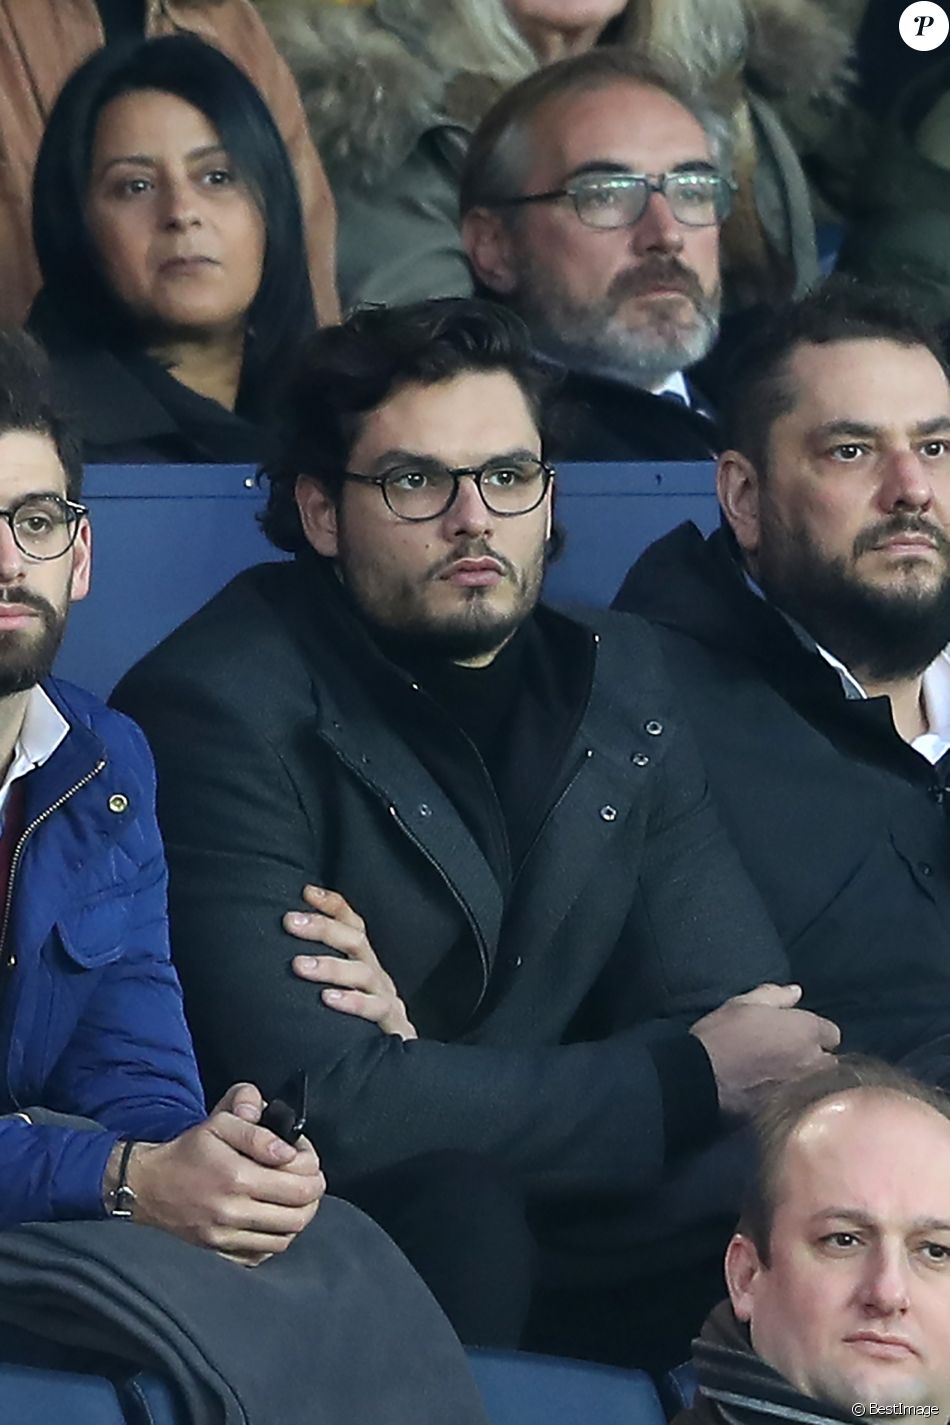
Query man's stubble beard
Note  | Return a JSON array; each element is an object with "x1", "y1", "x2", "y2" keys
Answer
[
  {"x1": 0, "y1": 589, "x2": 69, "y2": 697},
  {"x1": 512, "y1": 251, "x2": 721, "y2": 389},
  {"x1": 756, "y1": 507, "x2": 950, "y2": 684},
  {"x1": 336, "y1": 535, "x2": 547, "y2": 664}
]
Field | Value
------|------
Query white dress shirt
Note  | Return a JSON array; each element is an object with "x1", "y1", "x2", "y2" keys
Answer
[{"x1": 0, "y1": 685, "x2": 69, "y2": 825}]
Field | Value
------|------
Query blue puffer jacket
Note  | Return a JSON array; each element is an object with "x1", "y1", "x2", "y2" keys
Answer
[{"x1": 0, "y1": 677, "x2": 205, "y2": 1227}]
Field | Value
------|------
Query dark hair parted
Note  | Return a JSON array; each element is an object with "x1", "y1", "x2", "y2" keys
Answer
[
  {"x1": 31, "y1": 33, "x2": 315, "y2": 416},
  {"x1": 0, "y1": 330, "x2": 83, "y2": 500},
  {"x1": 261, "y1": 298, "x2": 557, "y2": 552},
  {"x1": 721, "y1": 277, "x2": 950, "y2": 476},
  {"x1": 739, "y1": 1054, "x2": 950, "y2": 1266},
  {"x1": 460, "y1": 46, "x2": 734, "y2": 218}
]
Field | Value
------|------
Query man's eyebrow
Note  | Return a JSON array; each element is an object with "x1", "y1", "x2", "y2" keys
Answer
[
  {"x1": 810, "y1": 1209, "x2": 950, "y2": 1234},
  {"x1": 811, "y1": 421, "x2": 883, "y2": 442},
  {"x1": 810, "y1": 1207, "x2": 874, "y2": 1226},
  {"x1": 0, "y1": 489, "x2": 68, "y2": 508},
  {"x1": 97, "y1": 144, "x2": 228, "y2": 178},
  {"x1": 565, "y1": 159, "x2": 716, "y2": 182},
  {"x1": 369, "y1": 447, "x2": 540, "y2": 472},
  {"x1": 811, "y1": 417, "x2": 950, "y2": 442},
  {"x1": 913, "y1": 416, "x2": 950, "y2": 437},
  {"x1": 911, "y1": 1217, "x2": 950, "y2": 1234}
]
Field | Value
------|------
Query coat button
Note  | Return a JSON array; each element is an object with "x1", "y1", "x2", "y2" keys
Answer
[
  {"x1": 514, "y1": 955, "x2": 524, "y2": 968},
  {"x1": 919, "y1": 861, "x2": 934, "y2": 877},
  {"x1": 599, "y1": 805, "x2": 618, "y2": 822},
  {"x1": 418, "y1": 803, "x2": 432, "y2": 818},
  {"x1": 108, "y1": 794, "x2": 129, "y2": 814},
  {"x1": 632, "y1": 753, "x2": 650, "y2": 767},
  {"x1": 5, "y1": 955, "x2": 14, "y2": 969},
  {"x1": 644, "y1": 720, "x2": 663, "y2": 736}
]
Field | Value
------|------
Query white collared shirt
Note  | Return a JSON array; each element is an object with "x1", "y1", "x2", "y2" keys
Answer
[
  {"x1": 0, "y1": 685, "x2": 69, "y2": 826},
  {"x1": 814, "y1": 643, "x2": 950, "y2": 765},
  {"x1": 653, "y1": 371, "x2": 691, "y2": 405}
]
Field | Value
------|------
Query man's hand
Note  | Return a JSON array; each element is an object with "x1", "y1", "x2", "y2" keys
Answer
[
  {"x1": 285, "y1": 885, "x2": 418, "y2": 1041},
  {"x1": 112, "y1": 1082, "x2": 325, "y2": 1265},
  {"x1": 691, "y1": 982, "x2": 840, "y2": 1119}
]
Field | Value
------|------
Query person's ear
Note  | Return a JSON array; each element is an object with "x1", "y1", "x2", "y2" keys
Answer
[
  {"x1": 68, "y1": 515, "x2": 92, "y2": 603},
  {"x1": 295, "y1": 476, "x2": 339, "y2": 558},
  {"x1": 462, "y1": 207, "x2": 518, "y2": 295},
  {"x1": 724, "y1": 1232, "x2": 765, "y2": 1324},
  {"x1": 717, "y1": 450, "x2": 762, "y2": 561}
]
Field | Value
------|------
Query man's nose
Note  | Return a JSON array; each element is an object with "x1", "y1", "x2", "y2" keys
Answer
[
  {"x1": 442, "y1": 475, "x2": 494, "y2": 537},
  {"x1": 878, "y1": 449, "x2": 935, "y2": 513},
  {"x1": 0, "y1": 520, "x2": 26, "y2": 582},
  {"x1": 630, "y1": 190, "x2": 685, "y2": 254},
  {"x1": 860, "y1": 1245, "x2": 911, "y2": 1317}
]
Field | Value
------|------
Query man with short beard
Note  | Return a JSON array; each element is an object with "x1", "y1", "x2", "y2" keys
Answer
[
  {"x1": 0, "y1": 328, "x2": 329, "y2": 1251},
  {"x1": 460, "y1": 48, "x2": 728, "y2": 462},
  {"x1": 114, "y1": 298, "x2": 840, "y2": 1373},
  {"x1": 616, "y1": 278, "x2": 950, "y2": 1078}
]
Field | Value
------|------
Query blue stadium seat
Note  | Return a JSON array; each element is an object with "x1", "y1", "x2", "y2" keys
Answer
[
  {"x1": 661, "y1": 1360, "x2": 699, "y2": 1417},
  {"x1": 467, "y1": 1346, "x2": 668, "y2": 1424},
  {"x1": 0, "y1": 1323, "x2": 183, "y2": 1424},
  {"x1": 0, "y1": 1325, "x2": 665, "y2": 1425},
  {"x1": 55, "y1": 461, "x2": 718, "y2": 696},
  {"x1": 0, "y1": 1362, "x2": 128, "y2": 1424}
]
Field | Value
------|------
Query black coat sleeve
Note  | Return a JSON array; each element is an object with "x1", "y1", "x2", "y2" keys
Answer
[{"x1": 113, "y1": 663, "x2": 782, "y2": 1195}]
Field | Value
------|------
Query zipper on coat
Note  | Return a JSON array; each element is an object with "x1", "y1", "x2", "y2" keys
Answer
[{"x1": 0, "y1": 758, "x2": 107, "y2": 970}]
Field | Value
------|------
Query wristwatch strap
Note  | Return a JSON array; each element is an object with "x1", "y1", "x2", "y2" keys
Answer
[{"x1": 109, "y1": 1139, "x2": 137, "y2": 1219}]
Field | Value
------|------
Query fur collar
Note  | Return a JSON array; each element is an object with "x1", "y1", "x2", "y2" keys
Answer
[
  {"x1": 255, "y1": 2, "x2": 497, "y2": 185},
  {"x1": 744, "y1": 0, "x2": 855, "y2": 102}
]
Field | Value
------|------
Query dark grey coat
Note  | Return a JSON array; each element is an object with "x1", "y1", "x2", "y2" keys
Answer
[{"x1": 112, "y1": 555, "x2": 787, "y2": 1195}]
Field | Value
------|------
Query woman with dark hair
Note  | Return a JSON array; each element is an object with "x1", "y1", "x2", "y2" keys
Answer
[
  {"x1": 0, "y1": 0, "x2": 338, "y2": 329},
  {"x1": 29, "y1": 32, "x2": 317, "y2": 463}
]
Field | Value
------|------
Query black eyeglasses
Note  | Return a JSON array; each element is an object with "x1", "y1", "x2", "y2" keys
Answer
[
  {"x1": 494, "y1": 169, "x2": 735, "y2": 230},
  {"x1": 343, "y1": 456, "x2": 555, "y2": 522},
  {"x1": 0, "y1": 494, "x2": 88, "y2": 561}
]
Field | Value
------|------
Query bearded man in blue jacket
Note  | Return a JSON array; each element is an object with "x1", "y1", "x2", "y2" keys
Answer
[{"x1": 0, "y1": 328, "x2": 325, "y2": 1254}]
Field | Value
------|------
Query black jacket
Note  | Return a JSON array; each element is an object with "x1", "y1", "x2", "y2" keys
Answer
[
  {"x1": 28, "y1": 296, "x2": 271, "y2": 465},
  {"x1": 549, "y1": 370, "x2": 719, "y2": 463},
  {"x1": 112, "y1": 553, "x2": 787, "y2": 1193},
  {"x1": 615, "y1": 522, "x2": 950, "y2": 1068}
]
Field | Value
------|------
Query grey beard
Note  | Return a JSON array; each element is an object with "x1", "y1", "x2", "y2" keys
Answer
[{"x1": 532, "y1": 306, "x2": 720, "y2": 389}]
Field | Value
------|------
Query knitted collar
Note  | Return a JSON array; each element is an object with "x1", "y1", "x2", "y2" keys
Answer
[{"x1": 692, "y1": 1302, "x2": 856, "y2": 1425}]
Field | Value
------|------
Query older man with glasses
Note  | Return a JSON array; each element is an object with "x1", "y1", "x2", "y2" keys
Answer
[
  {"x1": 115, "y1": 297, "x2": 839, "y2": 1374},
  {"x1": 461, "y1": 48, "x2": 733, "y2": 463}
]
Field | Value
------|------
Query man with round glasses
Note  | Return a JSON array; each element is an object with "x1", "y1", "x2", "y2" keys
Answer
[
  {"x1": 0, "y1": 327, "x2": 333, "y2": 1249},
  {"x1": 461, "y1": 48, "x2": 731, "y2": 462},
  {"x1": 116, "y1": 297, "x2": 838, "y2": 1372}
]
